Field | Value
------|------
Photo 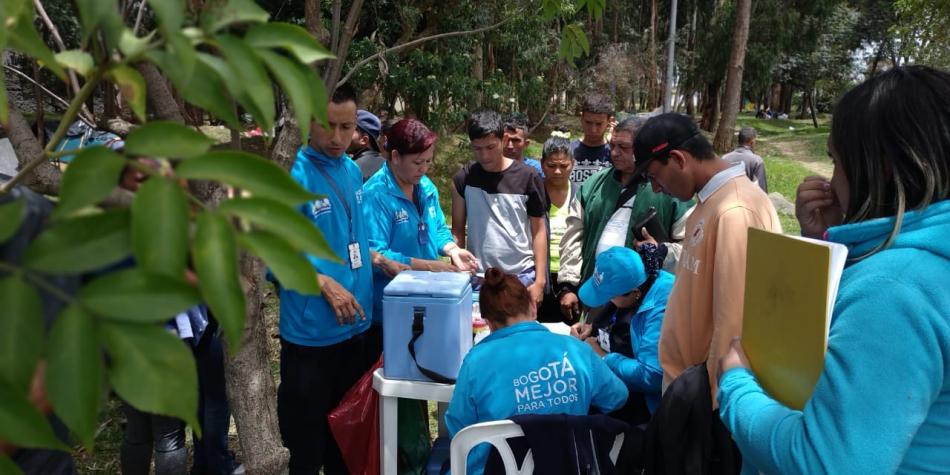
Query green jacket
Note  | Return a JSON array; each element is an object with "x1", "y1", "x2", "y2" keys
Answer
[{"x1": 558, "y1": 166, "x2": 693, "y2": 291}]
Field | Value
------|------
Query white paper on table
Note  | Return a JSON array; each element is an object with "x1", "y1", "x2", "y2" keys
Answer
[{"x1": 542, "y1": 322, "x2": 572, "y2": 336}]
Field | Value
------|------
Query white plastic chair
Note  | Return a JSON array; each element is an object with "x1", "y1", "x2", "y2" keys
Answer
[{"x1": 448, "y1": 419, "x2": 625, "y2": 475}]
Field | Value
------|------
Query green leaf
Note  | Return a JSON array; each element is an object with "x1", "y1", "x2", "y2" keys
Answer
[
  {"x1": 118, "y1": 29, "x2": 155, "y2": 59},
  {"x1": 46, "y1": 305, "x2": 103, "y2": 449},
  {"x1": 217, "y1": 197, "x2": 339, "y2": 262},
  {"x1": 193, "y1": 213, "x2": 245, "y2": 350},
  {"x1": 55, "y1": 146, "x2": 127, "y2": 218},
  {"x1": 245, "y1": 23, "x2": 334, "y2": 64},
  {"x1": 201, "y1": 0, "x2": 270, "y2": 33},
  {"x1": 0, "y1": 454, "x2": 24, "y2": 475},
  {"x1": 75, "y1": 0, "x2": 119, "y2": 44},
  {"x1": 256, "y1": 49, "x2": 312, "y2": 139},
  {"x1": 215, "y1": 34, "x2": 274, "y2": 131},
  {"x1": 0, "y1": 276, "x2": 43, "y2": 391},
  {"x1": 80, "y1": 269, "x2": 201, "y2": 323},
  {"x1": 106, "y1": 65, "x2": 147, "y2": 122},
  {"x1": 24, "y1": 209, "x2": 131, "y2": 274},
  {"x1": 541, "y1": 0, "x2": 559, "y2": 20},
  {"x1": 238, "y1": 230, "x2": 320, "y2": 295},
  {"x1": 589, "y1": 0, "x2": 606, "y2": 18},
  {"x1": 0, "y1": 199, "x2": 25, "y2": 244},
  {"x1": 125, "y1": 121, "x2": 214, "y2": 159},
  {"x1": 7, "y1": 7, "x2": 66, "y2": 80},
  {"x1": 131, "y1": 178, "x2": 189, "y2": 277},
  {"x1": 146, "y1": 0, "x2": 184, "y2": 32},
  {"x1": 0, "y1": 382, "x2": 69, "y2": 451},
  {"x1": 54, "y1": 50, "x2": 94, "y2": 77},
  {"x1": 177, "y1": 59, "x2": 241, "y2": 130},
  {"x1": 176, "y1": 151, "x2": 319, "y2": 206},
  {"x1": 161, "y1": 32, "x2": 197, "y2": 90},
  {"x1": 101, "y1": 321, "x2": 200, "y2": 435},
  {"x1": 574, "y1": 27, "x2": 590, "y2": 55}
]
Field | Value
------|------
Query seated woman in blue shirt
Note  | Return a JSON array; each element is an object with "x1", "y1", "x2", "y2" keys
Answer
[
  {"x1": 363, "y1": 119, "x2": 478, "y2": 319},
  {"x1": 571, "y1": 245, "x2": 673, "y2": 420},
  {"x1": 718, "y1": 66, "x2": 950, "y2": 474},
  {"x1": 445, "y1": 267, "x2": 629, "y2": 475}
]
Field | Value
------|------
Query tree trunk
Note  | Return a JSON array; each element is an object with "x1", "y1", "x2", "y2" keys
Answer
[
  {"x1": 810, "y1": 86, "x2": 819, "y2": 129},
  {"x1": 769, "y1": 83, "x2": 781, "y2": 111},
  {"x1": 137, "y1": 63, "x2": 185, "y2": 122},
  {"x1": 612, "y1": 2, "x2": 619, "y2": 43},
  {"x1": 712, "y1": 0, "x2": 751, "y2": 153},
  {"x1": 648, "y1": 0, "x2": 659, "y2": 109},
  {"x1": 305, "y1": 0, "x2": 330, "y2": 45},
  {"x1": 32, "y1": 61, "x2": 45, "y2": 147},
  {"x1": 699, "y1": 80, "x2": 721, "y2": 132},
  {"x1": 798, "y1": 90, "x2": 808, "y2": 119},
  {"x1": 781, "y1": 84, "x2": 793, "y2": 115},
  {"x1": 103, "y1": 82, "x2": 118, "y2": 119},
  {"x1": 272, "y1": 113, "x2": 302, "y2": 173},
  {"x1": 225, "y1": 254, "x2": 290, "y2": 475},
  {"x1": 4, "y1": 108, "x2": 62, "y2": 195}
]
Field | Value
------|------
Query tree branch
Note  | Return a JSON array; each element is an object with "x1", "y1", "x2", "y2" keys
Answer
[
  {"x1": 3, "y1": 65, "x2": 73, "y2": 114},
  {"x1": 336, "y1": 17, "x2": 511, "y2": 88},
  {"x1": 133, "y1": 0, "x2": 148, "y2": 35},
  {"x1": 33, "y1": 0, "x2": 95, "y2": 123},
  {"x1": 325, "y1": 0, "x2": 365, "y2": 91},
  {"x1": 1, "y1": 72, "x2": 101, "y2": 194}
]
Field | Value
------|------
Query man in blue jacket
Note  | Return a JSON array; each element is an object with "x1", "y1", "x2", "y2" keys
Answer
[{"x1": 277, "y1": 84, "x2": 378, "y2": 474}]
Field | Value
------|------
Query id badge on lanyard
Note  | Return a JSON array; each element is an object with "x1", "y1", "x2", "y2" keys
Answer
[
  {"x1": 348, "y1": 242, "x2": 363, "y2": 269},
  {"x1": 312, "y1": 160, "x2": 363, "y2": 270}
]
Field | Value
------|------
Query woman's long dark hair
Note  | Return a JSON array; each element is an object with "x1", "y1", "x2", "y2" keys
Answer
[{"x1": 831, "y1": 66, "x2": 950, "y2": 257}]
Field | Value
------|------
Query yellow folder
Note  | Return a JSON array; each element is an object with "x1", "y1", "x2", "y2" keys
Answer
[{"x1": 741, "y1": 228, "x2": 848, "y2": 410}]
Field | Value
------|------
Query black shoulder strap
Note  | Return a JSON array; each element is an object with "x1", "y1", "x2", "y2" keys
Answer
[
  {"x1": 613, "y1": 179, "x2": 642, "y2": 214},
  {"x1": 407, "y1": 307, "x2": 456, "y2": 384}
]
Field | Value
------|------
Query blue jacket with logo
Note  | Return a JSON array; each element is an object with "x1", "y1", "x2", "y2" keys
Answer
[
  {"x1": 278, "y1": 146, "x2": 372, "y2": 347},
  {"x1": 602, "y1": 270, "x2": 673, "y2": 414},
  {"x1": 719, "y1": 199, "x2": 950, "y2": 474},
  {"x1": 445, "y1": 321, "x2": 628, "y2": 475},
  {"x1": 362, "y1": 164, "x2": 455, "y2": 324}
]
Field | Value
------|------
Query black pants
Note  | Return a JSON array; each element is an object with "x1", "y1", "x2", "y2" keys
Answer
[
  {"x1": 192, "y1": 328, "x2": 237, "y2": 475},
  {"x1": 363, "y1": 324, "x2": 384, "y2": 369},
  {"x1": 277, "y1": 333, "x2": 373, "y2": 475},
  {"x1": 120, "y1": 404, "x2": 187, "y2": 475}
]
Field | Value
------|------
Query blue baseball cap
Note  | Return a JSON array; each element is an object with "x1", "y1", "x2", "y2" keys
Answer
[
  {"x1": 356, "y1": 109, "x2": 381, "y2": 148},
  {"x1": 578, "y1": 246, "x2": 648, "y2": 307}
]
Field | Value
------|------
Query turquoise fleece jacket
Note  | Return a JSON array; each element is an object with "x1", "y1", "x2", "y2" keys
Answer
[
  {"x1": 362, "y1": 164, "x2": 455, "y2": 324},
  {"x1": 445, "y1": 321, "x2": 628, "y2": 475},
  {"x1": 603, "y1": 270, "x2": 673, "y2": 413},
  {"x1": 278, "y1": 146, "x2": 372, "y2": 347},
  {"x1": 718, "y1": 199, "x2": 950, "y2": 474}
]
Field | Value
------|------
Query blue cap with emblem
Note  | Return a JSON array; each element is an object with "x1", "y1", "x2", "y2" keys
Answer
[{"x1": 578, "y1": 246, "x2": 648, "y2": 307}]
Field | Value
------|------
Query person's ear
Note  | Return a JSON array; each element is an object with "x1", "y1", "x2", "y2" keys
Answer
[
  {"x1": 669, "y1": 150, "x2": 687, "y2": 170},
  {"x1": 525, "y1": 138, "x2": 531, "y2": 147},
  {"x1": 391, "y1": 149, "x2": 401, "y2": 163}
]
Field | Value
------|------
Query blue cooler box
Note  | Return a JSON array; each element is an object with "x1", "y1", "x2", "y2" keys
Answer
[{"x1": 383, "y1": 271, "x2": 473, "y2": 382}]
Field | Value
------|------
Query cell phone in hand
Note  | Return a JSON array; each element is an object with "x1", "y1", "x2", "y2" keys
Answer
[{"x1": 632, "y1": 206, "x2": 670, "y2": 242}]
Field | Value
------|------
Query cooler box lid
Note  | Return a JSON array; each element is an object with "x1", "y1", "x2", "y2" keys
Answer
[{"x1": 383, "y1": 270, "x2": 471, "y2": 299}]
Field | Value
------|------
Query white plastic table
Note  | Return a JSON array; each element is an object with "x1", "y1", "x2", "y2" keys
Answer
[{"x1": 372, "y1": 368, "x2": 455, "y2": 475}]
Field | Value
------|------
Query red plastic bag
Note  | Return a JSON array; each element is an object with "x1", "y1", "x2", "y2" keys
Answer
[{"x1": 329, "y1": 356, "x2": 383, "y2": 475}]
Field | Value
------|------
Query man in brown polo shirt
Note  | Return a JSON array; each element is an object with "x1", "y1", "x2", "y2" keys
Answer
[{"x1": 632, "y1": 113, "x2": 781, "y2": 406}]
